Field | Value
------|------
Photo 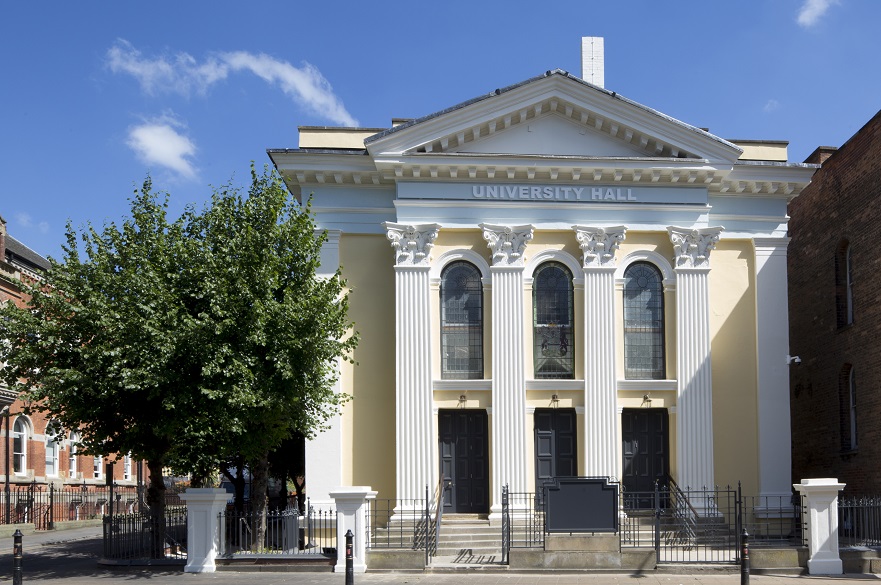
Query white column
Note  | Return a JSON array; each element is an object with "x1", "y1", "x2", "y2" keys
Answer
[
  {"x1": 480, "y1": 223, "x2": 533, "y2": 517},
  {"x1": 668, "y1": 227, "x2": 723, "y2": 495},
  {"x1": 384, "y1": 223, "x2": 441, "y2": 507},
  {"x1": 794, "y1": 478, "x2": 845, "y2": 575},
  {"x1": 754, "y1": 238, "x2": 793, "y2": 501},
  {"x1": 307, "y1": 230, "x2": 343, "y2": 505},
  {"x1": 331, "y1": 487, "x2": 378, "y2": 573},
  {"x1": 574, "y1": 226, "x2": 626, "y2": 479},
  {"x1": 180, "y1": 488, "x2": 230, "y2": 573}
]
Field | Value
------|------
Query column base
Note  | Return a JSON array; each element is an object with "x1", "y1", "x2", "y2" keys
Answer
[{"x1": 808, "y1": 557, "x2": 843, "y2": 575}]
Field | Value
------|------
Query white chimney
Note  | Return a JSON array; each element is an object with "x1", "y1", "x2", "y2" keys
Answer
[{"x1": 581, "y1": 36, "x2": 605, "y2": 88}]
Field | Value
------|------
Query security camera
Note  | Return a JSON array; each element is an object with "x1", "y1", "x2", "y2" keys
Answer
[{"x1": 786, "y1": 355, "x2": 801, "y2": 365}]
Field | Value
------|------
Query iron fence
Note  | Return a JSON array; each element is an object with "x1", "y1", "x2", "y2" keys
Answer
[
  {"x1": 502, "y1": 489, "x2": 545, "y2": 550},
  {"x1": 219, "y1": 501, "x2": 337, "y2": 556},
  {"x1": 740, "y1": 491, "x2": 799, "y2": 544},
  {"x1": 102, "y1": 505, "x2": 188, "y2": 560},
  {"x1": 366, "y1": 497, "x2": 428, "y2": 550},
  {"x1": 0, "y1": 483, "x2": 152, "y2": 529},
  {"x1": 839, "y1": 495, "x2": 881, "y2": 547}
]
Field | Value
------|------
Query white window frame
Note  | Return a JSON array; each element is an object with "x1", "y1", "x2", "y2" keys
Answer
[
  {"x1": 45, "y1": 425, "x2": 61, "y2": 478},
  {"x1": 93, "y1": 456, "x2": 103, "y2": 480},
  {"x1": 123, "y1": 453, "x2": 132, "y2": 481},
  {"x1": 68, "y1": 431, "x2": 79, "y2": 479},
  {"x1": 12, "y1": 417, "x2": 28, "y2": 476}
]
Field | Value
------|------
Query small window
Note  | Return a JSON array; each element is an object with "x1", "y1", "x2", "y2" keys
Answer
[
  {"x1": 12, "y1": 417, "x2": 27, "y2": 475},
  {"x1": 45, "y1": 425, "x2": 60, "y2": 478},
  {"x1": 840, "y1": 365, "x2": 858, "y2": 451},
  {"x1": 68, "y1": 432, "x2": 80, "y2": 479},
  {"x1": 440, "y1": 261, "x2": 483, "y2": 379},
  {"x1": 835, "y1": 241, "x2": 854, "y2": 328},
  {"x1": 123, "y1": 453, "x2": 132, "y2": 481},
  {"x1": 533, "y1": 262, "x2": 575, "y2": 379},
  {"x1": 93, "y1": 456, "x2": 103, "y2": 480},
  {"x1": 623, "y1": 262, "x2": 665, "y2": 379}
]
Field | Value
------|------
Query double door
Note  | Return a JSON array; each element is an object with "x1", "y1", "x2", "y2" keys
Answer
[{"x1": 438, "y1": 410, "x2": 489, "y2": 513}]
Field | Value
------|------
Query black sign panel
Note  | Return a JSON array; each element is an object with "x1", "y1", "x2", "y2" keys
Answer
[{"x1": 543, "y1": 477, "x2": 618, "y2": 533}]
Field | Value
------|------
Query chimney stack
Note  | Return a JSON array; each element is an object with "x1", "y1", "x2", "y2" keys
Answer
[
  {"x1": 581, "y1": 36, "x2": 605, "y2": 88},
  {"x1": 0, "y1": 215, "x2": 6, "y2": 264}
]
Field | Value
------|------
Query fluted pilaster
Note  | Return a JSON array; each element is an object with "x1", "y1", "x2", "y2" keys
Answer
[
  {"x1": 575, "y1": 226, "x2": 626, "y2": 479},
  {"x1": 480, "y1": 223, "x2": 533, "y2": 515},
  {"x1": 668, "y1": 226, "x2": 722, "y2": 496},
  {"x1": 384, "y1": 222, "x2": 441, "y2": 505}
]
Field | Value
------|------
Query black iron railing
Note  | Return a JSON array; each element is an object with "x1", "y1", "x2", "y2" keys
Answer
[
  {"x1": 365, "y1": 496, "x2": 427, "y2": 551},
  {"x1": 219, "y1": 501, "x2": 337, "y2": 556},
  {"x1": 839, "y1": 495, "x2": 881, "y2": 547},
  {"x1": 102, "y1": 505, "x2": 187, "y2": 560}
]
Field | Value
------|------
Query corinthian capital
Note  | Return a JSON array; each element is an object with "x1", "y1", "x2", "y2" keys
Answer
[
  {"x1": 383, "y1": 222, "x2": 441, "y2": 266},
  {"x1": 573, "y1": 225, "x2": 627, "y2": 269},
  {"x1": 667, "y1": 226, "x2": 724, "y2": 268},
  {"x1": 479, "y1": 223, "x2": 534, "y2": 267}
]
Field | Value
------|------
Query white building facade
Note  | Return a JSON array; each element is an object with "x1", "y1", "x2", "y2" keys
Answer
[{"x1": 269, "y1": 67, "x2": 814, "y2": 513}]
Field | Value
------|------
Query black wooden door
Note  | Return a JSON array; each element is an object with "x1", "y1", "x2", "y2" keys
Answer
[
  {"x1": 438, "y1": 410, "x2": 489, "y2": 513},
  {"x1": 534, "y1": 408, "x2": 577, "y2": 491},
  {"x1": 621, "y1": 408, "x2": 668, "y2": 508}
]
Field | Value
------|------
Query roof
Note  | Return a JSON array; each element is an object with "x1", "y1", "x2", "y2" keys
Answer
[
  {"x1": 363, "y1": 69, "x2": 737, "y2": 153},
  {"x1": 5, "y1": 235, "x2": 50, "y2": 272}
]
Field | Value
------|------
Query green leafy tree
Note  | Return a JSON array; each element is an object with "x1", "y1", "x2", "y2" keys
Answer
[{"x1": 0, "y1": 166, "x2": 357, "y2": 554}]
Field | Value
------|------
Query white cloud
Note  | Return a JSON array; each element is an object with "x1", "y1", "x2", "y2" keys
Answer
[
  {"x1": 763, "y1": 99, "x2": 780, "y2": 113},
  {"x1": 106, "y1": 40, "x2": 358, "y2": 126},
  {"x1": 126, "y1": 114, "x2": 198, "y2": 180},
  {"x1": 12, "y1": 213, "x2": 49, "y2": 234},
  {"x1": 797, "y1": 0, "x2": 840, "y2": 28},
  {"x1": 15, "y1": 213, "x2": 32, "y2": 228}
]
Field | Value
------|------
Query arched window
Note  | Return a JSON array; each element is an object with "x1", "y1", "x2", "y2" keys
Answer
[
  {"x1": 440, "y1": 261, "x2": 483, "y2": 379},
  {"x1": 840, "y1": 365, "x2": 858, "y2": 451},
  {"x1": 835, "y1": 241, "x2": 854, "y2": 327},
  {"x1": 12, "y1": 417, "x2": 27, "y2": 475},
  {"x1": 68, "y1": 431, "x2": 80, "y2": 479},
  {"x1": 533, "y1": 262, "x2": 574, "y2": 379},
  {"x1": 623, "y1": 262, "x2": 665, "y2": 379},
  {"x1": 45, "y1": 423, "x2": 61, "y2": 478}
]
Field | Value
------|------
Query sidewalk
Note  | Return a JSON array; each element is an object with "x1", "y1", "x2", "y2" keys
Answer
[{"x1": 1, "y1": 527, "x2": 880, "y2": 584}]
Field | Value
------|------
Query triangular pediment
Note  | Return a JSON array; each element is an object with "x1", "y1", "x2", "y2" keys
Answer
[
  {"x1": 365, "y1": 70, "x2": 742, "y2": 164},
  {"x1": 452, "y1": 112, "x2": 647, "y2": 157}
]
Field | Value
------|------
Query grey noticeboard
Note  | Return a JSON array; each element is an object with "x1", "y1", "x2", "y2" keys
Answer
[{"x1": 543, "y1": 477, "x2": 619, "y2": 533}]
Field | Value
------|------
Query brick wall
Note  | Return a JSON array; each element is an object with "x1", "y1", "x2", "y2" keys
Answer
[{"x1": 789, "y1": 108, "x2": 881, "y2": 494}]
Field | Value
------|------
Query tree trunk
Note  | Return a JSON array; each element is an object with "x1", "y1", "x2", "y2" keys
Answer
[
  {"x1": 146, "y1": 459, "x2": 167, "y2": 559},
  {"x1": 251, "y1": 454, "x2": 269, "y2": 551}
]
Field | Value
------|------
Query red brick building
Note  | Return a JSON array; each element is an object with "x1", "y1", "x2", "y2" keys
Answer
[
  {"x1": 1, "y1": 215, "x2": 140, "y2": 495},
  {"x1": 789, "y1": 109, "x2": 881, "y2": 494}
]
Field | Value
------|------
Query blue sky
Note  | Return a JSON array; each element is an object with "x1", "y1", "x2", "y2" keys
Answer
[{"x1": 2, "y1": 0, "x2": 878, "y2": 258}]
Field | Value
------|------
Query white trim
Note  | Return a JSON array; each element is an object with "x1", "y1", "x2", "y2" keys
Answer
[
  {"x1": 524, "y1": 249, "x2": 583, "y2": 282},
  {"x1": 617, "y1": 379, "x2": 678, "y2": 392},
  {"x1": 616, "y1": 249, "x2": 675, "y2": 281},
  {"x1": 525, "y1": 380, "x2": 585, "y2": 391},
  {"x1": 433, "y1": 380, "x2": 492, "y2": 391},
  {"x1": 430, "y1": 249, "x2": 491, "y2": 280}
]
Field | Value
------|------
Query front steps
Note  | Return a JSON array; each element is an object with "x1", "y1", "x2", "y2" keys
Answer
[{"x1": 431, "y1": 515, "x2": 505, "y2": 567}]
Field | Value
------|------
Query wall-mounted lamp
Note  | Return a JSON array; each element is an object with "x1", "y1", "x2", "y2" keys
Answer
[
  {"x1": 551, "y1": 394, "x2": 559, "y2": 408},
  {"x1": 458, "y1": 394, "x2": 467, "y2": 408},
  {"x1": 642, "y1": 393, "x2": 652, "y2": 408}
]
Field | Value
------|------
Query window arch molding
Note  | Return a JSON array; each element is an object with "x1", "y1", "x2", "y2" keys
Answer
[
  {"x1": 11, "y1": 415, "x2": 32, "y2": 476},
  {"x1": 616, "y1": 250, "x2": 675, "y2": 283},
  {"x1": 430, "y1": 249, "x2": 490, "y2": 282},
  {"x1": 525, "y1": 250, "x2": 583, "y2": 284}
]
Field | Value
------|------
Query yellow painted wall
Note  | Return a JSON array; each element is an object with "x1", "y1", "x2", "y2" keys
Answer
[
  {"x1": 708, "y1": 240, "x2": 759, "y2": 493},
  {"x1": 339, "y1": 234, "x2": 397, "y2": 499}
]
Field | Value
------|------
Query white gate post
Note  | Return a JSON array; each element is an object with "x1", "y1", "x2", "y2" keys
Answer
[
  {"x1": 794, "y1": 478, "x2": 846, "y2": 575},
  {"x1": 180, "y1": 488, "x2": 229, "y2": 573},
  {"x1": 331, "y1": 487, "x2": 377, "y2": 573}
]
